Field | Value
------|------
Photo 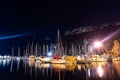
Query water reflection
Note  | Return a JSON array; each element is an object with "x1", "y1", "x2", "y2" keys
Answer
[
  {"x1": 10, "y1": 59, "x2": 13, "y2": 72},
  {"x1": 77, "y1": 64, "x2": 81, "y2": 71},
  {"x1": 113, "y1": 62, "x2": 120, "y2": 76},
  {"x1": 97, "y1": 65, "x2": 103, "y2": 77},
  {"x1": 10, "y1": 59, "x2": 21, "y2": 72},
  {"x1": 77, "y1": 64, "x2": 88, "y2": 71},
  {"x1": 66, "y1": 64, "x2": 76, "y2": 71},
  {"x1": 0, "y1": 60, "x2": 2, "y2": 65},
  {"x1": 3, "y1": 59, "x2": 11, "y2": 66},
  {"x1": 38, "y1": 63, "x2": 50, "y2": 69},
  {"x1": 17, "y1": 60, "x2": 20, "y2": 71},
  {"x1": 14, "y1": 61, "x2": 120, "y2": 80},
  {"x1": 51, "y1": 64, "x2": 66, "y2": 71},
  {"x1": 90, "y1": 62, "x2": 107, "y2": 68},
  {"x1": 2, "y1": 60, "x2": 6, "y2": 66},
  {"x1": 28, "y1": 61, "x2": 35, "y2": 68},
  {"x1": 1, "y1": 59, "x2": 120, "y2": 80}
]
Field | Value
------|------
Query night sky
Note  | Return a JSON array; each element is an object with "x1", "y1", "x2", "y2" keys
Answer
[
  {"x1": 0, "y1": 0, "x2": 120, "y2": 38},
  {"x1": 0, "y1": 0, "x2": 119, "y2": 55}
]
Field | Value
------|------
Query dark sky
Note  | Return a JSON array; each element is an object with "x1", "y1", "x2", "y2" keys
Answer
[
  {"x1": 0, "y1": 0, "x2": 120, "y2": 37},
  {"x1": 0, "y1": 0, "x2": 120, "y2": 55}
]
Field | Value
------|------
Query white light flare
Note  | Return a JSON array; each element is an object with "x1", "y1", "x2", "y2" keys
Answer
[{"x1": 93, "y1": 41, "x2": 102, "y2": 49}]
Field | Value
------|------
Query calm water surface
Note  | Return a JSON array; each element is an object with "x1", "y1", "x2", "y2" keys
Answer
[{"x1": 0, "y1": 59, "x2": 120, "y2": 80}]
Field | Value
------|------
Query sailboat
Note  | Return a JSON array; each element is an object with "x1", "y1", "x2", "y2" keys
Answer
[
  {"x1": 24, "y1": 43, "x2": 30, "y2": 60},
  {"x1": 26, "y1": 43, "x2": 36, "y2": 61},
  {"x1": 50, "y1": 30, "x2": 66, "y2": 64},
  {"x1": 35, "y1": 43, "x2": 40, "y2": 60},
  {"x1": 39, "y1": 45, "x2": 51, "y2": 63},
  {"x1": 65, "y1": 44, "x2": 77, "y2": 64},
  {"x1": 39, "y1": 55, "x2": 51, "y2": 63}
]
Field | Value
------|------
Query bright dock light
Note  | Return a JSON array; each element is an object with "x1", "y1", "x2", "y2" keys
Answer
[
  {"x1": 47, "y1": 52, "x2": 52, "y2": 56},
  {"x1": 93, "y1": 41, "x2": 102, "y2": 48}
]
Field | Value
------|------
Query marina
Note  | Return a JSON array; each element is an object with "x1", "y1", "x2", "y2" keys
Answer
[{"x1": 0, "y1": 1, "x2": 120, "y2": 80}]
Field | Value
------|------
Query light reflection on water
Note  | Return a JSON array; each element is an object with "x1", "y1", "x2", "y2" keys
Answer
[
  {"x1": 0, "y1": 60, "x2": 120, "y2": 80},
  {"x1": 97, "y1": 65, "x2": 103, "y2": 77}
]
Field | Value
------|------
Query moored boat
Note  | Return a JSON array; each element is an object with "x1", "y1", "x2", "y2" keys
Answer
[
  {"x1": 65, "y1": 56, "x2": 77, "y2": 64},
  {"x1": 39, "y1": 55, "x2": 51, "y2": 63},
  {"x1": 76, "y1": 55, "x2": 87, "y2": 64},
  {"x1": 27, "y1": 55, "x2": 36, "y2": 61},
  {"x1": 50, "y1": 30, "x2": 66, "y2": 64},
  {"x1": 50, "y1": 55, "x2": 66, "y2": 64},
  {"x1": 87, "y1": 55, "x2": 107, "y2": 62},
  {"x1": 112, "y1": 56, "x2": 120, "y2": 62}
]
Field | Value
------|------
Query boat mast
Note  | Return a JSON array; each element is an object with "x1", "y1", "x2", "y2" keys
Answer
[
  {"x1": 18, "y1": 46, "x2": 20, "y2": 57},
  {"x1": 30, "y1": 42, "x2": 34, "y2": 55},
  {"x1": 35, "y1": 43, "x2": 38, "y2": 57},
  {"x1": 43, "y1": 44, "x2": 45, "y2": 55},
  {"x1": 71, "y1": 44, "x2": 74, "y2": 56},
  {"x1": 46, "y1": 45, "x2": 49, "y2": 55},
  {"x1": 57, "y1": 29, "x2": 64, "y2": 56},
  {"x1": 12, "y1": 47, "x2": 14, "y2": 57},
  {"x1": 27, "y1": 43, "x2": 30, "y2": 56}
]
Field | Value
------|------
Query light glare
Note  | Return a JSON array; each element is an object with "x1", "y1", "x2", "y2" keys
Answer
[
  {"x1": 93, "y1": 41, "x2": 102, "y2": 48},
  {"x1": 47, "y1": 52, "x2": 52, "y2": 56}
]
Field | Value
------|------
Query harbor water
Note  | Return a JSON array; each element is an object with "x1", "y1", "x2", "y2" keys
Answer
[{"x1": 0, "y1": 59, "x2": 120, "y2": 80}]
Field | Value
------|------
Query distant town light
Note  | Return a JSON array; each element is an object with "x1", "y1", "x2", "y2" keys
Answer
[{"x1": 93, "y1": 41, "x2": 102, "y2": 48}]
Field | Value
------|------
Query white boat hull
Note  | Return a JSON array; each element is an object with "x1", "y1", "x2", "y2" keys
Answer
[
  {"x1": 87, "y1": 55, "x2": 107, "y2": 62},
  {"x1": 40, "y1": 57, "x2": 51, "y2": 63},
  {"x1": 50, "y1": 59, "x2": 66, "y2": 64}
]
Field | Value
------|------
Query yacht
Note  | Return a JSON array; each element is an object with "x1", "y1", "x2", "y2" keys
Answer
[
  {"x1": 87, "y1": 55, "x2": 107, "y2": 62},
  {"x1": 50, "y1": 55, "x2": 66, "y2": 64},
  {"x1": 50, "y1": 30, "x2": 66, "y2": 64},
  {"x1": 112, "y1": 56, "x2": 120, "y2": 62},
  {"x1": 27, "y1": 55, "x2": 36, "y2": 61},
  {"x1": 65, "y1": 56, "x2": 77, "y2": 64},
  {"x1": 39, "y1": 55, "x2": 51, "y2": 63},
  {"x1": 76, "y1": 55, "x2": 87, "y2": 64}
]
